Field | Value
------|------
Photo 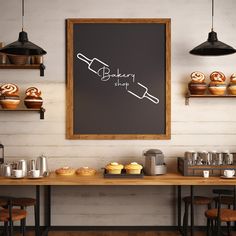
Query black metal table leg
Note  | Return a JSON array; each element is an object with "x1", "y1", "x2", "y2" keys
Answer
[
  {"x1": 177, "y1": 185, "x2": 182, "y2": 234},
  {"x1": 234, "y1": 185, "x2": 236, "y2": 230},
  {"x1": 190, "y1": 185, "x2": 194, "y2": 236},
  {"x1": 36, "y1": 185, "x2": 41, "y2": 236},
  {"x1": 45, "y1": 185, "x2": 51, "y2": 234}
]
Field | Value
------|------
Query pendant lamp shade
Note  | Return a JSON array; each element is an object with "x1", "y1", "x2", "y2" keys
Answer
[
  {"x1": 0, "y1": 31, "x2": 47, "y2": 56},
  {"x1": 189, "y1": 31, "x2": 236, "y2": 56},
  {"x1": 189, "y1": 0, "x2": 235, "y2": 56},
  {"x1": 0, "y1": 0, "x2": 47, "y2": 56}
]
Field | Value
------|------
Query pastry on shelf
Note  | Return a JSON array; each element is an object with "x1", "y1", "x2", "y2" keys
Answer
[
  {"x1": 8, "y1": 55, "x2": 29, "y2": 65},
  {"x1": 228, "y1": 73, "x2": 236, "y2": 95},
  {"x1": 188, "y1": 71, "x2": 207, "y2": 95},
  {"x1": 24, "y1": 87, "x2": 43, "y2": 109},
  {"x1": 76, "y1": 167, "x2": 96, "y2": 176},
  {"x1": 124, "y1": 162, "x2": 143, "y2": 174},
  {"x1": 0, "y1": 83, "x2": 20, "y2": 109},
  {"x1": 208, "y1": 71, "x2": 226, "y2": 95},
  {"x1": 105, "y1": 162, "x2": 124, "y2": 174},
  {"x1": 55, "y1": 167, "x2": 76, "y2": 176}
]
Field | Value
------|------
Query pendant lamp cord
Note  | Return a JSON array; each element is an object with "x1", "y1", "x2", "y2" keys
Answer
[
  {"x1": 22, "y1": 0, "x2": 24, "y2": 31},
  {"x1": 211, "y1": 0, "x2": 214, "y2": 31}
]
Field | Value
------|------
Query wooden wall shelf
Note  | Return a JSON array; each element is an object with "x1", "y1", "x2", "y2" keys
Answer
[
  {"x1": 185, "y1": 92, "x2": 236, "y2": 105},
  {"x1": 0, "y1": 107, "x2": 45, "y2": 119},
  {"x1": 0, "y1": 63, "x2": 46, "y2": 76}
]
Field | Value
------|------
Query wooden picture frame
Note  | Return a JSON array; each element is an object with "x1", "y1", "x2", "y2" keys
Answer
[{"x1": 66, "y1": 18, "x2": 171, "y2": 140}]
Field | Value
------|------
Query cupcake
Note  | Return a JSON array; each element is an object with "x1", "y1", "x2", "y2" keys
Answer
[
  {"x1": 208, "y1": 71, "x2": 226, "y2": 95},
  {"x1": 24, "y1": 87, "x2": 43, "y2": 109},
  {"x1": 228, "y1": 73, "x2": 236, "y2": 95},
  {"x1": 0, "y1": 83, "x2": 20, "y2": 109},
  {"x1": 105, "y1": 162, "x2": 124, "y2": 174},
  {"x1": 188, "y1": 71, "x2": 207, "y2": 95},
  {"x1": 124, "y1": 162, "x2": 143, "y2": 174}
]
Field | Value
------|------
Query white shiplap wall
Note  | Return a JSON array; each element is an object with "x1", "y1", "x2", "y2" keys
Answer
[{"x1": 0, "y1": 0, "x2": 236, "y2": 226}]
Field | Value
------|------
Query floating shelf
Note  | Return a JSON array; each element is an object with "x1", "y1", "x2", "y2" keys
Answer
[
  {"x1": 0, "y1": 63, "x2": 46, "y2": 76},
  {"x1": 0, "y1": 107, "x2": 45, "y2": 119},
  {"x1": 185, "y1": 92, "x2": 236, "y2": 105}
]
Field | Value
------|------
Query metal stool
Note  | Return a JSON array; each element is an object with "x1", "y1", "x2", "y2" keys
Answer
[
  {"x1": 12, "y1": 198, "x2": 40, "y2": 236},
  {"x1": 183, "y1": 196, "x2": 212, "y2": 236},
  {"x1": 0, "y1": 196, "x2": 27, "y2": 236},
  {"x1": 205, "y1": 189, "x2": 236, "y2": 236},
  {"x1": 214, "y1": 196, "x2": 234, "y2": 209}
]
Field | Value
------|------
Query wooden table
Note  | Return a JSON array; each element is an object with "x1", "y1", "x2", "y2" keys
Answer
[
  {"x1": 0, "y1": 172, "x2": 236, "y2": 236},
  {"x1": 1, "y1": 172, "x2": 236, "y2": 185}
]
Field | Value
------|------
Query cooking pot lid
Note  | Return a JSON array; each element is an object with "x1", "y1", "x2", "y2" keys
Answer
[{"x1": 144, "y1": 149, "x2": 163, "y2": 155}]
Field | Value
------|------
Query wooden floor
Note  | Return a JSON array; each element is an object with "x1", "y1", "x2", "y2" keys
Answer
[
  {"x1": 12, "y1": 229, "x2": 236, "y2": 236},
  {"x1": 14, "y1": 230, "x2": 198, "y2": 236},
  {"x1": 11, "y1": 229, "x2": 236, "y2": 236}
]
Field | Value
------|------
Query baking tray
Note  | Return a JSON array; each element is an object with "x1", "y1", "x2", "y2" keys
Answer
[{"x1": 103, "y1": 169, "x2": 144, "y2": 178}]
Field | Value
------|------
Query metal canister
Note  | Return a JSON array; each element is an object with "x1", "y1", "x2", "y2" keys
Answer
[
  {"x1": 209, "y1": 151, "x2": 217, "y2": 165},
  {"x1": 216, "y1": 152, "x2": 223, "y2": 165},
  {"x1": 231, "y1": 153, "x2": 236, "y2": 165},
  {"x1": 184, "y1": 151, "x2": 197, "y2": 165},
  {"x1": 3, "y1": 164, "x2": 11, "y2": 177},
  {"x1": 17, "y1": 160, "x2": 27, "y2": 176},
  {"x1": 198, "y1": 151, "x2": 208, "y2": 165},
  {"x1": 223, "y1": 153, "x2": 233, "y2": 165}
]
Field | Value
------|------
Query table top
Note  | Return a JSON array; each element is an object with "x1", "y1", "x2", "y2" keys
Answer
[{"x1": 0, "y1": 172, "x2": 236, "y2": 186}]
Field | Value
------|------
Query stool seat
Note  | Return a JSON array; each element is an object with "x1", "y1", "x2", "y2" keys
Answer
[
  {"x1": 0, "y1": 199, "x2": 7, "y2": 207},
  {"x1": 183, "y1": 196, "x2": 213, "y2": 205},
  {"x1": 12, "y1": 198, "x2": 36, "y2": 207},
  {"x1": 214, "y1": 196, "x2": 234, "y2": 206},
  {"x1": 0, "y1": 209, "x2": 27, "y2": 222},
  {"x1": 205, "y1": 208, "x2": 236, "y2": 222}
]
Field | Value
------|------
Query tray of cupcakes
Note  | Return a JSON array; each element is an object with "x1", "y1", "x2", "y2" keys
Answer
[
  {"x1": 104, "y1": 162, "x2": 144, "y2": 178},
  {"x1": 188, "y1": 71, "x2": 236, "y2": 96}
]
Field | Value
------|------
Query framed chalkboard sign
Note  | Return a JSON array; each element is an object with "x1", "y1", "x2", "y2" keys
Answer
[{"x1": 66, "y1": 19, "x2": 171, "y2": 140}]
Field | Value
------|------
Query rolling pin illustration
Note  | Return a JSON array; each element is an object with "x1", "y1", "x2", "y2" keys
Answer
[
  {"x1": 127, "y1": 82, "x2": 159, "y2": 104},
  {"x1": 77, "y1": 53, "x2": 109, "y2": 75}
]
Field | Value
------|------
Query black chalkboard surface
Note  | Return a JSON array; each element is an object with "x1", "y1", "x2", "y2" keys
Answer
[{"x1": 66, "y1": 19, "x2": 171, "y2": 139}]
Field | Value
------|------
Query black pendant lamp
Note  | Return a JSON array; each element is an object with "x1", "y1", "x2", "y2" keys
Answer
[
  {"x1": 0, "y1": 0, "x2": 47, "y2": 56},
  {"x1": 189, "y1": 0, "x2": 236, "y2": 56}
]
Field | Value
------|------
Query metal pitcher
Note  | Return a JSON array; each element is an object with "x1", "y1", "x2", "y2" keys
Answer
[
  {"x1": 28, "y1": 159, "x2": 36, "y2": 171},
  {"x1": 36, "y1": 155, "x2": 48, "y2": 176}
]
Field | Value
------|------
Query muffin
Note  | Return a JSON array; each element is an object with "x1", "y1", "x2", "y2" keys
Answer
[
  {"x1": 188, "y1": 71, "x2": 207, "y2": 95},
  {"x1": 228, "y1": 73, "x2": 236, "y2": 95},
  {"x1": 208, "y1": 71, "x2": 226, "y2": 95},
  {"x1": 24, "y1": 87, "x2": 43, "y2": 109},
  {"x1": 105, "y1": 162, "x2": 124, "y2": 174},
  {"x1": 55, "y1": 167, "x2": 76, "y2": 176},
  {"x1": 0, "y1": 83, "x2": 20, "y2": 109},
  {"x1": 125, "y1": 162, "x2": 143, "y2": 174},
  {"x1": 76, "y1": 167, "x2": 96, "y2": 176}
]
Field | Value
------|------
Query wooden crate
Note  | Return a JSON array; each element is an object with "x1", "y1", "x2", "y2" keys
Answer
[{"x1": 177, "y1": 157, "x2": 236, "y2": 176}]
